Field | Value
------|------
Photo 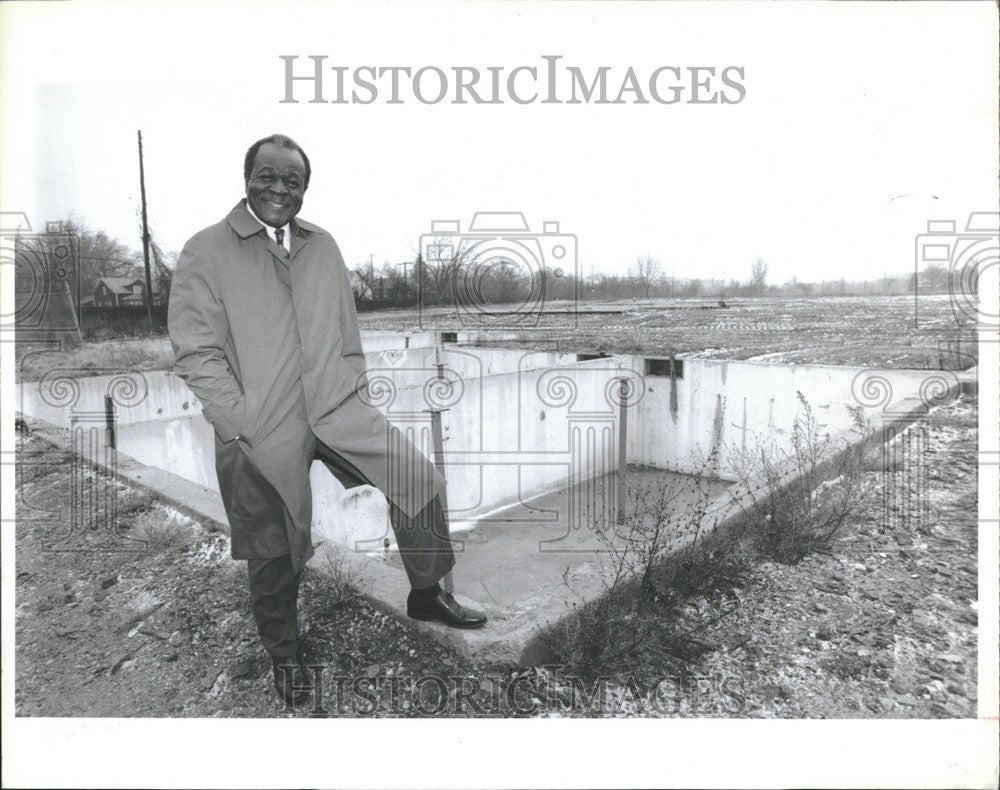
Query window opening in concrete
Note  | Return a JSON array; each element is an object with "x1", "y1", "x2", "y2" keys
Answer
[{"x1": 644, "y1": 357, "x2": 684, "y2": 378}]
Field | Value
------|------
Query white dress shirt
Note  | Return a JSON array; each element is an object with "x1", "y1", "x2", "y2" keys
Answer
[{"x1": 245, "y1": 201, "x2": 291, "y2": 253}]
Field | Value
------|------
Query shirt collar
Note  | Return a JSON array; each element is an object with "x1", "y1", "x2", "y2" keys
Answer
[
  {"x1": 226, "y1": 199, "x2": 322, "y2": 238},
  {"x1": 243, "y1": 200, "x2": 289, "y2": 240}
]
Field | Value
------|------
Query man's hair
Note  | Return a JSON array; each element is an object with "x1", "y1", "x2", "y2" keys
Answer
[{"x1": 243, "y1": 134, "x2": 311, "y2": 187}]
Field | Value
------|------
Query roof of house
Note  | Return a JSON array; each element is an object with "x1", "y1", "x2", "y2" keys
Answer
[{"x1": 95, "y1": 277, "x2": 145, "y2": 294}]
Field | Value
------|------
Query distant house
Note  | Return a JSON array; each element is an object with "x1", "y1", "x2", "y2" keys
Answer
[{"x1": 92, "y1": 277, "x2": 161, "y2": 307}]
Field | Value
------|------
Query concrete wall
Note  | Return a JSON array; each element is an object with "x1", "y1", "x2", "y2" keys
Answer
[
  {"x1": 16, "y1": 347, "x2": 945, "y2": 549},
  {"x1": 365, "y1": 345, "x2": 577, "y2": 385},
  {"x1": 628, "y1": 358, "x2": 955, "y2": 480},
  {"x1": 347, "y1": 347, "x2": 624, "y2": 530},
  {"x1": 14, "y1": 347, "x2": 570, "y2": 428},
  {"x1": 14, "y1": 346, "x2": 617, "y2": 550},
  {"x1": 358, "y1": 330, "x2": 438, "y2": 352},
  {"x1": 357, "y1": 329, "x2": 521, "y2": 352},
  {"x1": 17, "y1": 369, "x2": 202, "y2": 428}
]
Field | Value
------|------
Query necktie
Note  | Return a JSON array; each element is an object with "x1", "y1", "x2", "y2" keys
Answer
[{"x1": 274, "y1": 227, "x2": 284, "y2": 247}]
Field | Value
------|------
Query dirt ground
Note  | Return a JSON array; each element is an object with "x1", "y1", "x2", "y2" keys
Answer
[
  {"x1": 14, "y1": 390, "x2": 979, "y2": 718},
  {"x1": 650, "y1": 393, "x2": 980, "y2": 718},
  {"x1": 361, "y1": 293, "x2": 976, "y2": 369}
]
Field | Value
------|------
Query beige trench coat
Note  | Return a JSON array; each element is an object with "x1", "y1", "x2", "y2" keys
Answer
[{"x1": 168, "y1": 201, "x2": 446, "y2": 572}]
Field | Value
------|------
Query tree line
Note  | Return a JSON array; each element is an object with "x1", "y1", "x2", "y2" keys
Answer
[
  {"x1": 26, "y1": 220, "x2": 961, "y2": 316},
  {"x1": 350, "y1": 249, "x2": 959, "y2": 310}
]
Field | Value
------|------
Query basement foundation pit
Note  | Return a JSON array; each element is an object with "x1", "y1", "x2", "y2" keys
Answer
[{"x1": 16, "y1": 331, "x2": 967, "y2": 663}]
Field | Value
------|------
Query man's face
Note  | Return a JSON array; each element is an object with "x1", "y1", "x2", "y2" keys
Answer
[{"x1": 245, "y1": 143, "x2": 307, "y2": 228}]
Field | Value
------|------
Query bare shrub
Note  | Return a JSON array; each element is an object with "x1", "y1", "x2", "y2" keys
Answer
[
  {"x1": 128, "y1": 510, "x2": 195, "y2": 553},
  {"x1": 540, "y1": 393, "x2": 876, "y2": 678},
  {"x1": 729, "y1": 392, "x2": 873, "y2": 563},
  {"x1": 542, "y1": 456, "x2": 749, "y2": 678},
  {"x1": 595, "y1": 455, "x2": 725, "y2": 613}
]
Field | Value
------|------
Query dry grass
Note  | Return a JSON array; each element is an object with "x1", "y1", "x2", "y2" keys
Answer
[
  {"x1": 128, "y1": 510, "x2": 197, "y2": 553},
  {"x1": 302, "y1": 549, "x2": 361, "y2": 617},
  {"x1": 15, "y1": 337, "x2": 175, "y2": 382}
]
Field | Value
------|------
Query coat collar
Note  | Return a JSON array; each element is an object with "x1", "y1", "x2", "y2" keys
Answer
[{"x1": 226, "y1": 200, "x2": 322, "y2": 239}]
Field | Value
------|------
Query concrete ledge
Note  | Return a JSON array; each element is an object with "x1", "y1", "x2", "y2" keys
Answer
[{"x1": 19, "y1": 415, "x2": 232, "y2": 536}]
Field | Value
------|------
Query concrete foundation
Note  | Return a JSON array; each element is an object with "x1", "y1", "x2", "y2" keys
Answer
[{"x1": 15, "y1": 333, "x2": 971, "y2": 663}]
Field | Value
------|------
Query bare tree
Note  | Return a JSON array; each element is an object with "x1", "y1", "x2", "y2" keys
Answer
[
  {"x1": 477, "y1": 256, "x2": 524, "y2": 304},
  {"x1": 374, "y1": 260, "x2": 410, "y2": 302},
  {"x1": 62, "y1": 217, "x2": 140, "y2": 292},
  {"x1": 630, "y1": 254, "x2": 663, "y2": 299},
  {"x1": 134, "y1": 214, "x2": 174, "y2": 304},
  {"x1": 412, "y1": 236, "x2": 505, "y2": 306},
  {"x1": 750, "y1": 258, "x2": 769, "y2": 295},
  {"x1": 414, "y1": 237, "x2": 471, "y2": 303},
  {"x1": 351, "y1": 262, "x2": 376, "y2": 302},
  {"x1": 920, "y1": 263, "x2": 950, "y2": 292},
  {"x1": 683, "y1": 278, "x2": 704, "y2": 297}
]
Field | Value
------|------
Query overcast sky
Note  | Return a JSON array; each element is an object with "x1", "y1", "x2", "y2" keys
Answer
[{"x1": 1, "y1": 0, "x2": 996, "y2": 284}]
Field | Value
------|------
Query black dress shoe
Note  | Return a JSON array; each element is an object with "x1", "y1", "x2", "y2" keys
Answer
[
  {"x1": 407, "y1": 590, "x2": 487, "y2": 629},
  {"x1": 272, "y1": 656, "x2": 313, "y2": 706}
]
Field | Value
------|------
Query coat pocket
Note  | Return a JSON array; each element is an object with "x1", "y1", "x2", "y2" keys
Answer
[
  {"x1": 213, "y1": 432, "x2": 290, "y2": 558},
  {"x1": 236, "y1": 389, "x2": 264, "y2": 448}
]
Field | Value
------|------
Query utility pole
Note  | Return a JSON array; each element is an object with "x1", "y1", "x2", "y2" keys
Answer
[{"x1": 137, "y1": 130, "x2": 154, "y2": 332}]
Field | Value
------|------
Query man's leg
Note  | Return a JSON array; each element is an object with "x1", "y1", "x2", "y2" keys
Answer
[
  {"x1": 247, "y1": 554, "x2": 312, "y2": 704},
  {"x1": 247, "y1": 554, "x2": 300, "y2": 659},
  {"x1": 396, "y1": 493, "x2": 485, "y2": 628},
  {"x1": 215, "y1": 433, "x2": 313, "y2": 704},
  {"x1": 312, "y1": 436, "x2": 485, "y2": 628},
  {"x1": 387, "y1": 492, "x2": 455, "y2": 589}
]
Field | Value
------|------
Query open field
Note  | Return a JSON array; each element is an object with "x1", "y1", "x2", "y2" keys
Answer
[
  {"x1": 359, "y1": 294, "x2": 977, "y2": 369},
  {"x1": 16, "y1": 293, "x2": 974, "y2": 382}
]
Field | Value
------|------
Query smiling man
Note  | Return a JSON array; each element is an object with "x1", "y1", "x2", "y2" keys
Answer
[{"x1": 167, "y1": 133, "x2": 486, "y2": 708}]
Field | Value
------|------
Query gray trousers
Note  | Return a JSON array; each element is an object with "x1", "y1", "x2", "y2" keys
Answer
[{"x1": 248, "y1": 433, "x2": 456, "y2": 658}]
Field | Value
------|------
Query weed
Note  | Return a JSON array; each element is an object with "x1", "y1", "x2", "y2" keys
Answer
[
  {"x1": 731, "y1": 393, "x2": 874, "y2": 563},
  {"x1": 128, "y1": 510, "x2": 195, "y2": 553},
  {"x1": 113, "y1": 491, "x2": 159, "y2": 531},
  {"x1": 541, "y1": 393, "x2": 876, "y2": 679},
  {"x1": 594, "y1": 454, "x2": 724, "y2": 613},
  {"x1": 303, "y1": 549, "x2": 360, "y2": 616}
]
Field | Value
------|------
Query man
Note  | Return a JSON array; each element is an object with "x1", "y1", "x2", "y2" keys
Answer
[{"x1": 168, "y1": 133, "x2": 486, "y2": 707}]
